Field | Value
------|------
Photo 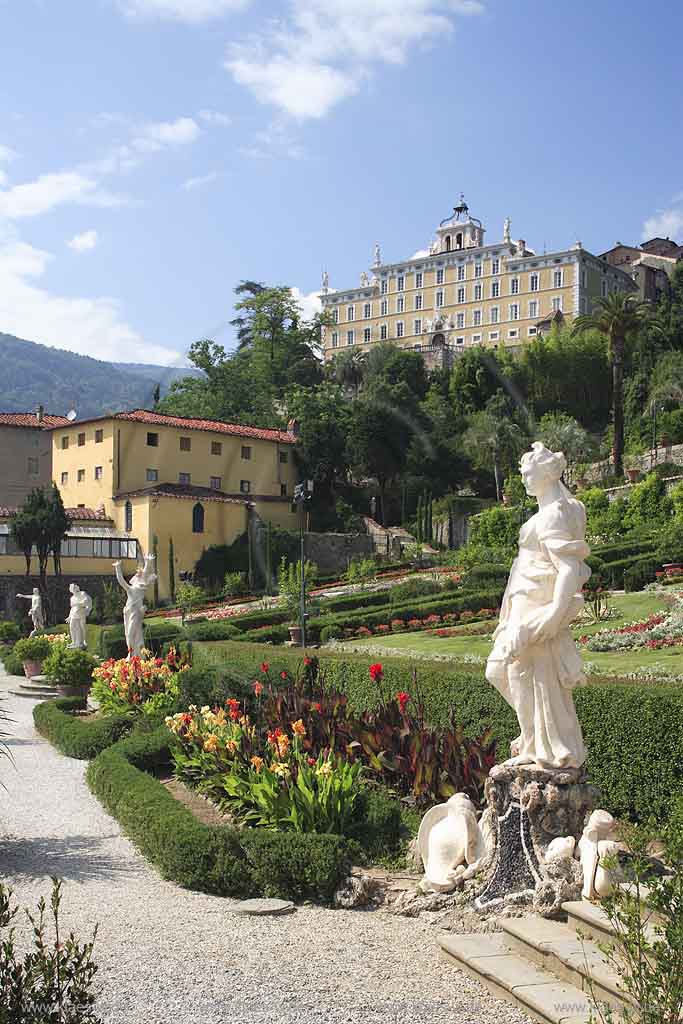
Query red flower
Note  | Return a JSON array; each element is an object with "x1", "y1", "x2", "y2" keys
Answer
[
  {"x1": 369, "y1": 663, "x2": 383, "y2": 683},
  {"x1": 396, "y1": 691, "x2": 410, "y2": 713},
  {"x1": 253, "y1": 680, "x2": 263, "y2": 696},
  {"x1": 280, "y1": 670, "x2": 288, "y2": 680},
  {"x1": 304, "y1": 656, "x2": 311, "y2": 666},
  {"x1": 260, "y1": 661, "x2": 270, "y2": 674},
  {"x1": 311, "y1": 702, "x2": 322, "y2": 713},
  {"x1": 307, "y1": 757, "x2": 316, "y2": 766}
]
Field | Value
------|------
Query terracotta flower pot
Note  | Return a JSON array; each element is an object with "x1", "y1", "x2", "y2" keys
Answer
[
  {"x1": 22, "y1": 659, "x2": 43, "y2": 678},
  {"x1": 288, "y1": 625, "x2": 303, "y2": 644},
  {"x1": 627, "y1": 469, "x2": 639, "y2": 482}
]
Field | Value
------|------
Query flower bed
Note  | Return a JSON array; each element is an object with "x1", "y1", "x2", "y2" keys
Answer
[
  {"x1": 167, "y1": 660, "x2": 496, "y2": 816},
  {"x1": 347, "y1": 607, "x2": 498, "y2": 640},
  {"x1": 91, "y1": 648, "x2": 189, "y2": 716},
  {"x1": 579, "y1": 598, "x2": 683, "y2": 652}
]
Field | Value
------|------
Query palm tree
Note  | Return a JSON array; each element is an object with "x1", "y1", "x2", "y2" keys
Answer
[
  {"x1": 573, "y1": 292, "x2": 648, "y2": 478},
  {"x1": 326, "y1": 348, "x2": 366, "y2": 397}
]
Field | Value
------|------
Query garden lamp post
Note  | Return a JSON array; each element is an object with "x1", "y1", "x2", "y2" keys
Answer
[{"x1": 293, "y1": 481, "x2": 313, "y2": 648}]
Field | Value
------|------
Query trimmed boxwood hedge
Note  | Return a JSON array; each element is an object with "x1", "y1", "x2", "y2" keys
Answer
[
  {"x1": 600, "y1": 553, "x2": 661, "y2": 590},
  {"x1": 185, "y1": 620, "x2": 239, "y2": 642},
  {"x1": 33, "y1": 698, "x2": 133, "y2": 759},
  {"x1": 86, "y1": 727, "x2": 352, "y2": 902},
  {"x1": 193, "y1": 640, "x2": 683, "y2": 824},
  {"x1": 593, "y1": 539, "x2": 657, "y2": 564},
  {"x1": 307, "y1": 587, "x2": 503, "y2": 643}
]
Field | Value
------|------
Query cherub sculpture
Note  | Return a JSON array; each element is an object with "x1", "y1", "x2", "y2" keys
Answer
[
  {"x1": 417, "y1": 794, "x2": 486, "y2": 893},
  {"x1": 579, "y1": 810, "x2": 621, "y2": 900}
]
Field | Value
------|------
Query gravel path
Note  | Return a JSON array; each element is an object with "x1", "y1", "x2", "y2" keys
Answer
[{"x1": 0, "y1": 669, "x2": 531, "y2": 1024}]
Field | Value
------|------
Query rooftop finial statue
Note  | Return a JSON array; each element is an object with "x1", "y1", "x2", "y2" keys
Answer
[
  {"x1": 485, "y1": 443, "x2": 590, "y2": 770},
  {"x1": 373, "y1": 242, "x2": 381, "y2": 267},
  {"x1": 113, "y1": 555, "x2": 157, "y2": 657},
  {"x1": 503, "y1": 216, "x2": 511, "y2": 243}
]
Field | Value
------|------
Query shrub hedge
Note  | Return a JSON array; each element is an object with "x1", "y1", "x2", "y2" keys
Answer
[
  {"x1": 307, "y1": 587, "x2": 503, "y2": 643},
  {"x1": 623, "y1": 556, "x2": 660, "y2": 592},
  {"x1": 194, "y1": 640, "x2": 683, "y2": 824},
  {"x1": 33, "y1": 698, "x2": 133, "y2": 759},
  {"x1": 600, "y1": 553, "x2": 661, "y2": 590},
  {"x1": 593, "y1": 539, "x2": 657, "y2": 564},
  {"x1": 86, "y1": 727, "x2": 352, "y2": 902},
  {"x1": 0, "y1": 621, "x2": 21, "y2": 645},
  {"x1": 185, "y1": 620, "x2": 239, "y2": 642}
]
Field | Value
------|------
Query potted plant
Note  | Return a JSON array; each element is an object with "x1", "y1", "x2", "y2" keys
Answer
[
  {"x1": 43, "y1": 645, "x2": 98, "y2": 697},
  {"x1": 624, "y1": 456, "x2": 641, "y2": 483},
  {"x1": 13, "y1": 635, "x2": 52, "y2": 678}
]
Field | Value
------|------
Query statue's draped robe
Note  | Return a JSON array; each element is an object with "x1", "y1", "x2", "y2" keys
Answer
[{"x1": 486, "y1": 499, "x2": 590, "y2": 769}]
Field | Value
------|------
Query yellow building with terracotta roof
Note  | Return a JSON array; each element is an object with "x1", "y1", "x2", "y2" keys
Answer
[
  {"x1": 48, "y1": 409, "x2": 301, "y2": 600},
  {"x1": 320, "y1": 198, "x2": 637, "y2": 364}
]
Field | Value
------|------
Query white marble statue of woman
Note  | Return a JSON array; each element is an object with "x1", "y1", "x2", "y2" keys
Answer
[
  {"x1": 16, "y1": 588, "x2": 44, "y2": 636},
  {"x1": 485, "y1": 442, "x2": 590, "y2": 770},
  {"x1": 113, "y1": 555, "x2": 157, "y2": 657},
  {"x1": 66, "y1": 583, "x2": 92, "y2": 649}
]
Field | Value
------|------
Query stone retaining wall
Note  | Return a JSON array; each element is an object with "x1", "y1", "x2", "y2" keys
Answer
[{"x1": 303, "y1": 533, "x2": 375, "y2": 574}]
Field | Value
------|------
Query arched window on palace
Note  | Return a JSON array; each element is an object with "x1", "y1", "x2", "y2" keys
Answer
[
  {"x1": 445, "y1": 235, "x2": 452, "y2": 252},
  {"x1": 125, "y1": 501, "x2": 133, "y2": 532},
  {"x1": 192, "y1": 502, "x2": 205, "y2": 534},
  {"x1": 455, "y1": 232, "x2": 463, "y2": 250}
]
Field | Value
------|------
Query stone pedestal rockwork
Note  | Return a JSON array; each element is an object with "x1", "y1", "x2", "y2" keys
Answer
[{"x1": 475, "y1": 763, "x2": 599, "y2": 917}]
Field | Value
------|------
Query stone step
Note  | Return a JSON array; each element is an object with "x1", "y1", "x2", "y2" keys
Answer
[
  {"x1": 502, "y1": 917, "x2": 627, "y2": 1013},
  {"x1": 439, "y1": 932, "x2": 602, "y2": 1024},
  {"x1": 563, "y1": 900, "x2": 657, "y2": 948},
  {"x1": 10, "y1": 688, "x2": 59, "y2": 700}
]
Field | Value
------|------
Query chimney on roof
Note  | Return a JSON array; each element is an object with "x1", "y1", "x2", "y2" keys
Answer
[
  {"x1": 36, "y1": 405, "x2": 44, "y2": 424},
  {"x1": 287, "y1": 418, "x2": 300, "y2": 437}
]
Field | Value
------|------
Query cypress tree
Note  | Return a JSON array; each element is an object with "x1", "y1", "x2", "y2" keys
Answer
[{"x1": 168, "y1": 537, "x2": 176, "y2": 603}]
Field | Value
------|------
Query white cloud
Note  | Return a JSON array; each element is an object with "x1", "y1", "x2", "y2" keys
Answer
[
  {"x1": 291, "y1": 286, "x2": 322, "y2": 321},
  {"x1": 239, "y1": 119, "x2": 305, "y2": 160},
  {"x1": 225, "y1": 0, "x2": 485, "y2": 118},
  {"x1": 0, "y1": 171, "x2": 126, "y2": 220},
  {"x1": 411, "y1": 247, "x2": 430, "y2": 258},
  {"x1": 117, "y1": 0, "x2": 249, "y2": 22},
  {"x1": 642, "y1": 206, "x2": 683, "y2": 242},
  {"x1": 134, "y1": 116, "x2": 201, "y2": 152},
  {"x1": 181, "y1": 171, "x2": 218, "y2": 190},
  {"x1": 67, "y1": 229, "x2": 99, "y2": 252},
  {"x1": 199, "y1": 109, "x2": 232, "y2": 126},
  {"x1": 0, "y1": 237, "x2": 180, "y2": 364},
  {"x1": 0, "y1": 144, "x2": 18, "y2": 164}
]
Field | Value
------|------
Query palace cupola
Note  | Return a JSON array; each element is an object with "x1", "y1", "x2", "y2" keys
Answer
[{"x1": 433, "y1": 195, "x2": 485, "y2": 254}]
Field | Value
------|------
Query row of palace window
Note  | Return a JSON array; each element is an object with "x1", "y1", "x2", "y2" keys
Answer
[
  {"x1": 61, "y1": 468, "x2": 104, "y2": 484},
  {"x1": 336, "y1": 271, "x2": 565, "y2": 322},
  {"x1": 409, "y1": 325, "x2": 537, "y2": 350},
  {"x1": 330, "y1": 299, "x2": 562, "y2": 347},
  {"x1": 0, "y1": 534, "x2": 138, "y2": 559},
  {"x1": 60, "y1": 429, "x2": 105, "y2": 449},
  {"x1": 59, "y1": 431, "x2": 290, "y2": 466}
]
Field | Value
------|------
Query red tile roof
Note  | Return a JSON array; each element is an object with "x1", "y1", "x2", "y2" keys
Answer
[
  {"x1": 114, "y1": 483, "x2": 250, "y2": 505},
  {"x1": 0, "y1": 506, "x2": 111, "y2": 521},
  {"x1": 46, "y1": 408, "x2": 298, "y2": 445},
  {"x1": 0, "y1": 412, "x2": 71, "y2": 429}
]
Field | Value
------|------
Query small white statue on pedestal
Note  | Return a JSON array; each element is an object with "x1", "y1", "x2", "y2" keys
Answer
[
  {"x1": 66, "y1": 583, "x2": 92, "y2": 649},
  {"x1": 579, "y1": 810, "x2": 621, "y2": 900},
  {"x1": 417, "y1": 794, "x2": 486, "y2": 893},
  {"x1": 16, "y1": 588, "x2": 44, "y2": 635},
  {"x1": 486, "y1": 443, "x2": 590, "y2": 770},
  {"x1": 113, "y1": 555, "x2": 157, "y2": 657}
]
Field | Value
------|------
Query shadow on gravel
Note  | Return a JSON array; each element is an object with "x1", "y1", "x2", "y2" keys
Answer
[{"x1": 0, "y1": 834, "x2": 136, "y2": 882}]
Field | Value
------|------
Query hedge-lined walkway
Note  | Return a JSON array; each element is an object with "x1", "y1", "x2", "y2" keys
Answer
[{"x1": 0, "y1": 668, "x2": 528, "y2": 1024}]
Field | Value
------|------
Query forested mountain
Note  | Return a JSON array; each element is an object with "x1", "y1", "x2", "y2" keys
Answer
[{"x1": 0, "y1": 333, "x2": 200, "y2": 418}]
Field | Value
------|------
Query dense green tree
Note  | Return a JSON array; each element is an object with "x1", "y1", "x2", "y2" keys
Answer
[
  {"x1": 462, "y1": 392, "x2": 529, "y2": 501},
  {"x1": 346, "y1": 384, "x2": 414, "y2": 523},
  {"x1": 573, "y1": 293, "x2": 649, "y2": 477},
  {"x1": 10, "y1": 486, "x2": 69, "y2": 591},
  {"x1": 449, "y1": 347, "x2": 505, "y2": 417},
  {"x1": 537, "y1": 412, "x2": 596, "y2": 480},
  {"x1": 286, "y1": 384, "x2": 352, "y2": 498},
  {"x1": 362, "y1": 343, "x2": 430, "y2": 402},
  {"x1": 325, "y1": 348, "x2": 366, "y2": 397}
]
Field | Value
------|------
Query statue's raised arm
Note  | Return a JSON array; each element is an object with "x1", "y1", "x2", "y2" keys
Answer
[
  {"x1": 485, "y1": 442, "x2": 590, "y2": 770},
  {"x1": 113, "y1": 555, "x2": 157, "y2": 657}
]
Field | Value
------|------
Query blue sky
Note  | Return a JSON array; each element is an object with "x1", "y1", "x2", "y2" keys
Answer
[{"x1": 0, "y1": 0, "x2": 682, "y2": 368}]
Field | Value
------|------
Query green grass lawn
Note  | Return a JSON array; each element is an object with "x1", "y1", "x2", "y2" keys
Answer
[{"x1": 349, "y1": 592, "x2": 682, "y2": 678}]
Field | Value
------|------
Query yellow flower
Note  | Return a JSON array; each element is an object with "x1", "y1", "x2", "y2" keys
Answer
[
  {"x1": 291, "y1": 719, "x2": 306, "y2": 738},
  {"x1": 250, "y1": 755, "x2": 264, "y2": 773},
  {"x1": 225, "y1": 739, "x2": 238, "y2": 754},
  {"x1": 316, "y1": 761, "x2": 333, "y2": 777},
  {"x1": 271, "y1": 761, "x2": 290, "y2": 777},
  {"x1": 203, "y1": 734, "x2": 219, "y2": 753},
  {"x1": 200, "y1": 705, "x2": 211, "y2": 715}
]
